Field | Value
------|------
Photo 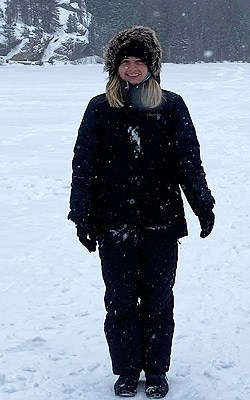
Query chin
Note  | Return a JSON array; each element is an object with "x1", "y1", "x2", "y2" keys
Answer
[{"x1": 127, "y1": 78, "x2": 143, "y2": 85}]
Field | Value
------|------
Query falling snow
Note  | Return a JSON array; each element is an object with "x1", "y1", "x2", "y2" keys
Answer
[{"x1": 0, "y1": 62, "x2": 250, "y2": 399}]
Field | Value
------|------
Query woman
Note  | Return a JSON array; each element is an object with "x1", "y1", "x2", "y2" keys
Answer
[{"x1": 68, "y1": 26, "x2": 215, "y2": 398}]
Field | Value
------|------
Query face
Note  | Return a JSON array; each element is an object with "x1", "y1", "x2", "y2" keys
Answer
[{"x1": 118, "y1": 56, "x2": 148, "y2": 85}]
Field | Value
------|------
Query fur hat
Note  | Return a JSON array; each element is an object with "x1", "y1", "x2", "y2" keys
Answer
[{"x1": 104, "y1": 26, "x2": 162, "y2": 78}]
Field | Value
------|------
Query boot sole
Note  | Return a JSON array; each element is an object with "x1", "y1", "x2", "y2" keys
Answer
[
  {"x1": 115, "y1": 392, "x2": 136, "y2": 397},
  {"x1": 146, "y1": 387, "x2": 169, "y2": 398}
]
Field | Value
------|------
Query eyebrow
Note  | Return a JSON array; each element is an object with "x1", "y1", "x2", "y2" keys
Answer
[{"x1": 121, "y1": 57, "x2": 143, "y2": 61}]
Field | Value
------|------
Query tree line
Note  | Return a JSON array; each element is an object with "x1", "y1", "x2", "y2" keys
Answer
[
  {"x1": 87, "y1": 0, "x2": 250, "y2": 63},
  {"x1": 4, "y1": 0, "x2": 60, "y2": 32},
  {"x1": 1, "y1": 0, "x2": 250, "y2": 62}
]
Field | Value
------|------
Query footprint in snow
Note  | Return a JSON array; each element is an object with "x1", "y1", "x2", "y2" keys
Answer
[{"x1": 6, "y1": 336, "x2": 46, "y2": 352}]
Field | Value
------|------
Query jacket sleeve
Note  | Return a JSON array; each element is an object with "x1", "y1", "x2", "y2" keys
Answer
[
  {"x1": 68, "y1": 97, "x2": 99, "y2": 225},
  {"x1": 173, "y1": 94, "x2": 215, "y2": 216}
]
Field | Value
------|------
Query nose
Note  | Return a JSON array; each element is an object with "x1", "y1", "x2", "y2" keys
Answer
[{"x1": 126, "y1": 61, "x2": 138, "y2": 70}]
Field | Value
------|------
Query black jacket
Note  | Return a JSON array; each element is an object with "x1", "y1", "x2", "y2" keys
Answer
[{"x1": 68, "y1": 87, "x2": 215, "y2": 239}]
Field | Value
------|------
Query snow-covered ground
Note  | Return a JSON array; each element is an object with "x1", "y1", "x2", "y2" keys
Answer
[{"x1": 0, "y1": 63, "x2": 250, "y2": 400}]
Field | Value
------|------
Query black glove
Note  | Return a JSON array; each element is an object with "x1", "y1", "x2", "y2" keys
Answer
[
  {"x1": 198, "y1": 210, "x2": 215, "y2": 238},
  {"x1": 76, "y1": 222, "x2": 97, "y2": 253}
]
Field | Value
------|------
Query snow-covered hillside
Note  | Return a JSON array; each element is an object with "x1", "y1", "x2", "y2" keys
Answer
[
  {"x1": 0, "y1": 63, "x2": 250, "y2": 400},
  {"x1": 0, "y1": 0, "x2": 92, "y2": 63},
  {"x1": 42, "y1": 1, "x2": 91, "y2": 63}
]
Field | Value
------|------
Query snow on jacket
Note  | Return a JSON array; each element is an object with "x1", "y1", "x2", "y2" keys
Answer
[{"x1": 68, "y1": 87, "x2": 215, "y2": 239}]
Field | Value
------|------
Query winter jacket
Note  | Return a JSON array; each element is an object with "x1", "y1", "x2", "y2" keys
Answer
[{"x1": 68, "y1": 86, "x2": 215, "y2": 239}]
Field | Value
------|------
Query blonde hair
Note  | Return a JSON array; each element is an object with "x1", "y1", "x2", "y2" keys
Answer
[{"x1": 106, "y1": 75, "x2": 162, "y2": 108}]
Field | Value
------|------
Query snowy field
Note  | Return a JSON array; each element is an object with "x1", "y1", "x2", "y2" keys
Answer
[{"x1": 0, "y1": 62, "x2": 250, "y2": 400}]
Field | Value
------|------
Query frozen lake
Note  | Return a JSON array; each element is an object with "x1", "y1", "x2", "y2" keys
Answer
[{"x1": 0, "y1": 62, "x2": 250, "y2": 399}]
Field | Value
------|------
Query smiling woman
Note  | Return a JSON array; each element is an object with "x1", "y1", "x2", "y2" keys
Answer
[
  {"x1": 104, "y1": 26, "x2": 163, "y2": 108},
  {"x1": 118, "y1": 57, "x2": 149, "y2": 85}
]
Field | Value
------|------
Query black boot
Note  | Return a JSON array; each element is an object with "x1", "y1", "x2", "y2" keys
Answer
[
  {"x1": 145, "y1": 375, "x2": 169, "y2": 398},
  {"x1": 114, "y1": 375, "x2": 139, "y2": 397}
]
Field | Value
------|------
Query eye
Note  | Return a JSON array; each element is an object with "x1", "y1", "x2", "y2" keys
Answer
[
  {"x1": 136, "y1": 59, "x2": 144, "y2": 65},
  {"x1": 120, "y1": 59, "x2": 129, "y2": 64}
]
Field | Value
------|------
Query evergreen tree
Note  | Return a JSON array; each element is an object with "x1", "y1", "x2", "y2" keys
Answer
[
  {"x1": 37, "y1": 0, "x2": 60, "y2": 33},
  {"x1": 18, "y1": 0, "x2": 31, "y2": 25},
  {"x1": 66, "y1": 13, "x2": 78, "y2": 33},
  {"x1": 3, "y1": 0, "x2": 18, "y2": 50},
  {"x1": 31, "y1": 0, "x2": 41, "y2": 27},
  {"x1": 0, "y1": 7, "x2": 4, "y2": 20},
  {"x1": 86, "y1": 0, "x2": 144, "y2": 56},
  {"x1": 3, "y1": 21, "x2": 16, "y2": 49},
  {"x1": 15, "y1": 0, "x2": 61, "y2": 32},
  {"x1": 76, "y1": 0, "x2": 87, "y2": 24},
  {"x1": 5, "y1": 0, "x2": 18, "y2": 23}
]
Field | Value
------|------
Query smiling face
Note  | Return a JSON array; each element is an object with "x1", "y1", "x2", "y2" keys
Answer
[{"x1": 118, "y1": 56, "x2": 149, "y2": 85}]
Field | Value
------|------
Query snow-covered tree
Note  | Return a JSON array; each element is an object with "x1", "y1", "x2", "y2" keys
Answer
[
  {"x1": 4, "y1": 0, "x2": 18, "y2": 22},
  {"x1": 75, "y1": 0, "x2": 86, "y2": 24},
  {"x1": 18, "y1": 0, "x2": 31, "y2": 25},
  {"x1": 0, "y1": 7, "x2": 4, "y2": 20},
  {"x1": 3, "y1": 0, "x2": 18, "y2": 50},
  {"x1": 36, "y1": 0, "x2": 60, "y2": 33},
  {"x1": 66, "y1": 13, "x2": 78, "y2": 33}
]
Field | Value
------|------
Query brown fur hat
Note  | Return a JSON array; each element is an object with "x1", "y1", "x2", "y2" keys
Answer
[{"x1": 104, "y1": 26, "x2": 162, "y2": 78}]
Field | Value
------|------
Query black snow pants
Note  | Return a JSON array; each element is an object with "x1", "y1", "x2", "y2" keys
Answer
[{"x1": 98, "y1": 231, "x2": 178, "y2": 377}]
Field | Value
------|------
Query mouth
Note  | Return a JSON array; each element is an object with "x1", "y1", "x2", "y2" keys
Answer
[{"x1": 126, "y1": 73, "x2": 141, "y2": 77}]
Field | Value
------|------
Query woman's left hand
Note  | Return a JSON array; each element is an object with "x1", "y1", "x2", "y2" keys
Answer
[
  {"x1": 76, "y1": 223, "x2": 97, "y2": 252},
  {"x1": 198, "y1": 210, "x2": 215, "y2": 238}
]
